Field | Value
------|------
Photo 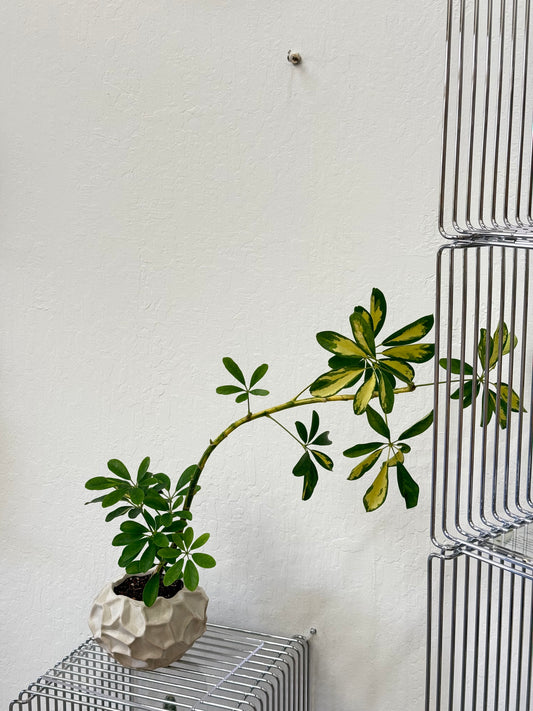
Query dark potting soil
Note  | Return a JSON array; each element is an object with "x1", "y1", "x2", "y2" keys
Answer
[{"x1": 114, "y1": 574, "x2": 184, "y2": 602}]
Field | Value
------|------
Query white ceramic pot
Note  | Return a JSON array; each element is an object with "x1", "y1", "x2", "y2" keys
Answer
[{"x1": 88, "y1": 574, "x2": 208, "y2": 670}]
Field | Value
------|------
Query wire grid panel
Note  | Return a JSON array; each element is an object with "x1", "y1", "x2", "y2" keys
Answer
[
  {"x1": 440, "y1": 0, "x2": 533, "y2": 238},
  {"x1": 9, "y1": 624, "x2": 309, "y2": 711},
  {"x1": 426, "y1": 548, "x2": 533, "y2": 711},
  {"x1": 431, "y1": 240, "x2": 533, "y2": 547}
]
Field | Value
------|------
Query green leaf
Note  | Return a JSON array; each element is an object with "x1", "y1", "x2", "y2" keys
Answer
[
  {"x1": 439, "y1": 358, "x2": 473, "y2": 375},
  {"x1": 382, "y1": 315, "x2": 434, "y2": 346},
  {"x1": 250, "y1": 363, "x2": 269, "y2": 387},
  {"x1": 316, "y1": 331, "x2": 366, "y2": 357},
  {"x1": 118, "y1": 540, "x2": 147, "y2": 567},
  {"x1": 353, "y1": 372, "x2": 377, "y2": 415},
  {"x1": 363, "y1": 463, "x2": 389, "y2": 511},
  {"x1": 370, "y1": 288, "x2": 387, "y2": 336},
  {"x1": 500, "y1": 384, "x2": 522, "y2": 412},
  {"x1": 293, "y1": 451, "x2": 319, "y2": 499},
  {"x1": 159, "y1": 512, "x2": 173, "y2": 527},
  {"x1": 143, "y1": 573, "x2": 160, "y2": 607},
  {"x1": 128, "y1": 508, "x2": 141, "y2": 519},
  {"x1": 386, "y1": 450, "x2": 404, "y2": 467},
  {"x1": 139, "y1": 543, "x2": 157, "y2": 573},
  {"x1": 489, "y1": 322, "x2": 509, "y2": 367},
  {"x1": 235, "y1": 393, "x2": 248, "y2": 403},
  {"x1": 348, "y1": 449, "x2": 383, "y2": 480},
  {"x1": 312, "y1": 431, "x2": 332, "y2": 446},
  {"x1": 129, "y1": 487, "x2": 145, "y2": 506},
  {"x1": 183, "y1": 560, "x2": 199, "y2": 591},
  {"x1": 349, "y1": 307, "x2": 376, "y2": 357},
  {"x1": 84, "y1": 494, "x2": 107, "y2": 505},
  {"x1": 310, "y1": 450, "x2": 333, "y2": 470},
  {"x1": 382, "y1": 344, "x2": 434, "y2": 363},
  {"x1": 85, "y1": 477, "x2": 119, "y2": 491},
  {"x1": 396, "y1": 462, "x2": 419, "y2": 509},
  {"x1": 125, "y1": 561, "x2": 142, "y2": 575},
  {"x1": 172, "y1": 533, "x2": 185, "y2": 549},
  {"x1": 137, "y1": 457, "x2": 150, "y2": 483},
  {"x1": 302, "y1": 457, "x2": 319, "y2": 501},
  {"x1": 310, "y1": 367, "x2": 365, "y2": 397},
  {"x1": 450, "y1": 380, "x2": 480, "y2": 408},
  {"x1": 292, "y1": 451, "x2": 311, "y2": 477},
  {"x1": 102, "y1": 487, "x2": 130, "y2": 508},
  {"x1": 152, "y1": 532, "x2": 169, "y2": 548},
  {"x1": 175, "y1": 510, "x2": 193, "y2": 520},
  {"x1": 295, "y1": 420, "x2": 308, "y2": 443},
  {"x1": 157, "y1": 547, "x2": 181, "y2": 560},
  {"x1": 216, "y1": 385, "x2": 244, "y2": 395},
  {"x1": 175, "y1": 465, "x2": 198, "y2": 492},
  {"x1": 191, "y1": 532, "x2": 210, "y2": 550},
  {"x1": 154, "y1": 473, "x2": 171, "y2": 492},
  {"x1": 379, "y1": 359, "x2": 415, "y2": 384},
  {"x1": 143, "y1": 492, "x2": 169, "y2": 511},
  {"x1": 250, "y1": 389, "x2": 269, "y2": 396},
  {"x1": 478, "y1": 328, "x2": 492, "y2": 367},
  {"x1": 183, "y1": 527, "x2": 194, "y2": 549},
  {"x1": 142, "y1": 510, "x2": 156, "y2": 529},
  {"x1": 222, "y1": 357, "x2": 246, "y2": 385},
  {"x1": 107, "y1": 459, "x2": 131, "y2": 481},
  {"x1": 105, "y1": 506, "x2": 131, "y2": 522},
  {"x1": 398, "y1": 411, "x2": 434, "y2": 440},
  {"x1": 163, "y1": 559, "x2": 184, "y2": 586},
  {"x1": 309, "y1": 410, "x2": 320, "y2": 441},
  {"x1": 343, "y1": 442, "x2": 385, "y2": 458},
  {"x1": 327, "y1": 355, "x2": 366, "y2": 371},
  {"x1": 397, "y1": 443, "x2": 412, "y2": 453},
  {"x1": 377, "y1": 371, "x2": 395, "y2": 414},
  {"x1": 366, "y1": 405, "x2": 390, "y2": 439},
  {"x1": 192, "y1": 553, "x2": 216, "y2": 569},
  {"x1": 120, "y1": 521, "x2": 148, "y2": 534},
  {"x1": 112, "y1": 531, "x2": 143, "y2": 546}
]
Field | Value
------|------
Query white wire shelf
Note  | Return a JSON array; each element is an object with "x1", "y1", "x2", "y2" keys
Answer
[{"x1": 9, "y1": 624, "x2": 310, "y2": 711}]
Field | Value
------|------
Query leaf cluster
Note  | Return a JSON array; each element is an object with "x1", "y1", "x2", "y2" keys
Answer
[
  {"x1": 85, "y1": 458, "x2": 215, "y2": 606},
  {"x1": 439, "y1": 323, "x2": 523, "y2": 429},
  {"x1": 216, "y1": 358, "x2": 269, "y2": 407},
  {"x1": 291, "y1": 410, "x2": 333, "y2": 500}
]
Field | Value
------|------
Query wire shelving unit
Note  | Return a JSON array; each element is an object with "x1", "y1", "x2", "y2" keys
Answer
[
  {"x1": 9, "y1": 624, "x2": 310, "y2": 711},
  {"x1": 428, "y1": 0, "x2": 533, "y2": 708}
]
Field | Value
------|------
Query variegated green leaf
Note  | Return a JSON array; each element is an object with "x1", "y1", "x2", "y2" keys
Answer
[
  {"x1": 343, "y1": 441, "x2": 385, "y2": 458},
  {"x1": 349, "y1": 307, "x2": 376, "y2": 357},
  {"x1": 370, "y1": 288, "x2": 387, "y2": 336},
  {"x1": 347, "y1": 448, "x2": 383, "y2": 480},
  {"x1": 310, "y1": 367, "x2": 364, "y2": 397},
  {"x1": 316, "y1": 331, "x2": 366, "y2": 357},
  {"x1": 382, "y1": 343, "x2": 434, "y2": 363},
  {"x1": 377, "y1": 370, "x2": 395, "y2": 413},
  {"x1": 499, "y1": 384, "x2": 521, "y2": 412},
  {"x1": 489, "y1": 323, "x2": 509, "y2": 368},
  {"x1": 353, "y1": 372, "x2": 377, "y2": 415},
  {"x1": 379, "y1": 358, "x2": 415, "y2": 383},
  {"x1": 311, "y1": 450, "x2": 334, "y2": 470},
  {"x1": 382, "y1": 315, "x2": 434, "y2": 346},
  {"x1": 385, "y1": 450, "x2": 404, "y2": 467},
  {"x1": 363, "y1": 462, "x2": 389, "y2": 511},
  {"x1": 478, "y1": 328, "x2": 492, "y2": 367}
]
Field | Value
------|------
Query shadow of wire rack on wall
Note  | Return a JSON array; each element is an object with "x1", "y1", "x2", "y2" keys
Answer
[
  {"x1": 9, "y1": 625, "x2": 310, "y2": 711},
  {"x1": 427, "y1": 0, "x2": 533, "y2": 708}
]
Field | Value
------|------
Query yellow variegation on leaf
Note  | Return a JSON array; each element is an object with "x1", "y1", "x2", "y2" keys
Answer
[
  {"x1": 382, "y1": 343, "x2": 434, "y2": 363},
  {"x1": 363, "y1": 462, "x2": 389, "y2": 511},
  {"x1": 348, "y1": 448, "x2": 383, "y2": 480},
  {"x1": 310, "y1": 367, "x2": 364, "y2": 397},
  {"x1": 353, "y1": 372, "x2": 377, "y2": 414}
]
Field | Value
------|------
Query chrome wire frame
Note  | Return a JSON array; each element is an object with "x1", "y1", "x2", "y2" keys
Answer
[
  {"x1": 431, "y1": 239, "x2": 533, "y2": 549},
  {"x1": 426, "y1": 542, "x2": 533, "y2": 711},
  {"x1": 9, "y1": 625, "x2": 310, "y2": 711},
  {"x1": 440, "y1": 0, "x2": 533, "y2": 238}
]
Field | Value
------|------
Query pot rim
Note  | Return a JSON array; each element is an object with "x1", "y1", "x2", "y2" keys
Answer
[{"x1": 102, "y1": 571, "x2": 205, "y2": 608}]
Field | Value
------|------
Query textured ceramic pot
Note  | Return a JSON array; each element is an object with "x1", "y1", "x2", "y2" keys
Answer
[{"x1": 88, "y1": 574, "x2": 208, "y2": 670}]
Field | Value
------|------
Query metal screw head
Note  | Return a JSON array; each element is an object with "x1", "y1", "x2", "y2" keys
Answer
[{"x1": 287, "y1": 50, "x2": 302, "y2": 65}]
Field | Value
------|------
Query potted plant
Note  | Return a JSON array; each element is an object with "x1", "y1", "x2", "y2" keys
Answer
[{"x1": 85, "y1": 288, "x2": 520, "y2": 669}]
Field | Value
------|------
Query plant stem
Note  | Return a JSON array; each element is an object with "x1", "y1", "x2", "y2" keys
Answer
[
  {"x1": 183, "y1": 385, "x2": 414, "y2": 511},
  {"x1": 267, "y1": 414, "x2": 307, "y2": 448}
]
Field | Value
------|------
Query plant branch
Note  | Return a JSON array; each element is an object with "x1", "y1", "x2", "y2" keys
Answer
[{"x1": 183, "y1": 385, "x2": 416, "y2": 511}]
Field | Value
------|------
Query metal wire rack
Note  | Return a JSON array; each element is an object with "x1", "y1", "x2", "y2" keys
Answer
[
  {"x1": 9, "y1": 624, "x2": 310, "y2": 711},
  {"x1": 440, "y1": 0, "x2": 533, "y2": 238},
  {"x1": 431, "y1": 239, "x2": 533, "y2": 548}
]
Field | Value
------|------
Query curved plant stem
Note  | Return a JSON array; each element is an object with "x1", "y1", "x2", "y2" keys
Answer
[{"x1": 183, "y1": 385, "x2": 416, "y2": 511}]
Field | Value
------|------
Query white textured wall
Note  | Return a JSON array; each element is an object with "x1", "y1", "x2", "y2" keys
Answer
[{"x1": 1, "y1": 2, "x2": 444, "y2": 709}]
